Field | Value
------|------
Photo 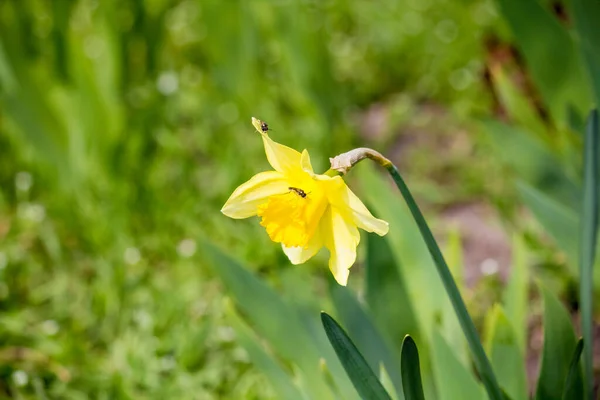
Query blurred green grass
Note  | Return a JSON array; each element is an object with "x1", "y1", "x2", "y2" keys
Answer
[{"x1": 0, "y1": 0, "x2": 508, "y2": 398}]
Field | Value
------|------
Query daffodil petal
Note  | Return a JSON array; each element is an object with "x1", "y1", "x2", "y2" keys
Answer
[
  {"x1": 282, "y1": 227, "x2": 322, "y2": 264},
  {"x1": 259, "y1": 131, "x2": 303, "y2": 174},
  {"x1": 221, "y1": 171, "x2": 289, "y2": 219},
  {"x1": 300, "y1": 149, "x2": 315, "y2": 175},
  {"x1": 339, "y1": 185, "x2": 389, "y2": 236},
  {"x1": 322, "y1": 207, "x2": 360, "y2": 286}
]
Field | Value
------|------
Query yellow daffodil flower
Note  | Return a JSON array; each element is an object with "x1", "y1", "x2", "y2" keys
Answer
[{"x1": 221, "y1": 118, "x2": 389, "y2": 285}]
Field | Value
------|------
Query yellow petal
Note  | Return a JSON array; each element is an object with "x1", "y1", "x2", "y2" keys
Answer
[
  {"x1": 282, "y1": 227, "x2": 322, "y2": 264},
  {"x1": 300, "y1": 149, "x2": 315, "y2": 175},
  {"x1": 339, "y1": 185, "x2": 389, "y2": 236},
  {"x1": 251, "y1": 118, "x2": 302, "y2": 174},
  {"x1": 221, "y1": 171, "x2": 289, "y2": 219},
  {"x1": 322, "y1": 207, "x2": 360, "y2": 286}
]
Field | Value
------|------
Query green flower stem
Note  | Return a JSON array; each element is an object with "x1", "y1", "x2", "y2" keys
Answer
[{"x1": 385, "y1": 164, "x2": 503, "y2": 400}]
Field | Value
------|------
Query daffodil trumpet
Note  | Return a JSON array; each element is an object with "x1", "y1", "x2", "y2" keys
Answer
[{"x1": 221, "y1": 117, "x2": 389, "y2": 286}]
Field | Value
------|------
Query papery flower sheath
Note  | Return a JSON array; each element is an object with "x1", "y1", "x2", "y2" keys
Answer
[{"x1": 221, "y1": 118, "x2": 389, "y2": 285}]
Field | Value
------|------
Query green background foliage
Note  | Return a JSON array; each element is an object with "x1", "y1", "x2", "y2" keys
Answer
[{"x1": 0, "y1": 0, "x2": 597, "y2": 399}]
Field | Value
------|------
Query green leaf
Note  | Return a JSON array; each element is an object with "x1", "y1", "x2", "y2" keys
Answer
[
  {"x1": 578, "y1": 110, "x2": 599, "y2": 400},
  {"x1": 430, "y1": 330, "x2": 485, "y2": 400},
  {"x1": 518, "y1": 182, "x2": 579, "y2": 274},
  {"x1": 330, "y1": 281, "x2": 403, "y2": 398},
  {"x1": 357, "y1": 164, "x2": 464, "y2": 399},
  {"x1": 562, "y1": 339, "x2": 584, "y2": 400},
  {"x1": 536, "y1": 285, "x2": 581, "y2": 400},
  {"x1": 567, "y1": 105, "x2": 585, "y2": 137},
  {"x1": 572, "y1": 0, "x2": 600, "y2": 108},
  {"x1": 385, "y1": 165, "x2": 503, "y2": 400},
  {"x1": 202, "y1": 241, "x2": 356, "y2": 400},
  {"x1": 484, "y1": 305, "x2": 528, "y2": 400},
  {"x1": 401, "y1": 336, "x2": 425, "y2": 400},
  {"x1": 502, "y1": 391, "x2": 514, "y2": 400},
  {"x1": 364, "y1": 232, "x2": 435, "y2": 399},
  {"x1": 441, "y1": 228, "x2": 468, "y2": 363},
  {"x1": 484, "y1": 119, "x2": 581, "y2": 209},
  {"x1": 0, "y1": 39, "x2": 69, "y2": 177},
  {"x1": 364, "y1": 232, "x2": 421, "y2": 352},
  {"x1": 489, "y1": 65, "x2": 548, "y2": 135},
  {"x1": 379, "y1": 364, "x2": 400, "y2": 400},
  {"x1": 226, "y1": 302, "x2": 305, "y2": 400},
  {"x1": 504, "y1": 234, "x2": 530, "y2": 351},
  {"x1": 203, "y1": 241, "x2": 313, "y2": 362},
  {"x1": 357, "y1": 164, "x2": 448, "y2": 340},
  {"x1": 321, "y1": 312, "x2": 392, "y2": 400},
  {"x1": 494, "y1": 0, "x2": 591, "y2": 122}
]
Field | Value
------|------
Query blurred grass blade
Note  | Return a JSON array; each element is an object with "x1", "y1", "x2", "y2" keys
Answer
[
  {"x1": 226, "y1": 302, "x2": 305, "y2": 400},
  {"x1": 379, "y1": 364, "x2": 400, "y2": 400},
  {"x1": 493, "y1": 0, "x2": 590, "y2": 121},
  {"x1": 400, "y1": 336, "x2": 425, "y2": 400},
  {"x1": 518, "y1": 182, "x2": 579, "y2": 274},
  {"x1": 536, "y1": 285, "x2": 582, "y2": 400},
  {"x1": 385, "y1": 165, "x2": 503, "y2": 400},
  {"x1": 484, "y1": 305, "x2": 528, "y2": 400},
  {"x1": 484, "y1": 120, "x2": 581, "y2": 209},
  {"x1": 568, "y1": 105, "x2": 585, "y2": 137},
  {"x1": 504, "y1": 234, "x2": 529, "y2": 351},
  {"x1": 441, "y1": 228, "x2": 468, "y2": 362},
  {"x1": 579, "y1": 109, "x2": 599, "y2": 400},
  {"x1": 202, "y1": 241, "x2": 348, "y2": 400},
  {"x1": 202, "y1": 240, "x2": 311, "y2": 361},
  {"x1": 321, "y1": 312, "x2": 392, "y2": 400},
  {"x1": 330, "y1": 281, "x2": 403, "y2": 397},
  {"x1": 365, "y1": 233, "x2": 420, "y2": 350},
  {"x1": 572, "y1": 0, "x2": 600, "y2": 107},
  {"x1": 489, "y1": 65, "x2": 547, "y2": 135},
  {"x1": 562, "y1": 339, "x2": 584, "y2": 400},
  {"x1": 430, "y1": 330, "x2": 485, "y2": 400},
  {"x1": 502, "y1": 391, "x2": 514, "y2": 400},
  {"x1": 364, "y1": 232, "x2": 434, "y2": 398},
  {"x1": 357, "y1": 164, "x2": 448, "y2": 342}
]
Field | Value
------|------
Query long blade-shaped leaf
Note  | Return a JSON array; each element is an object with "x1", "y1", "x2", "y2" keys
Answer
[
  {"x1": 430, "y1": 330, "x2": 485, "y2": 400},
  {"x1": 321, "y1": 312, "x2": 392, "y2": 400},
  {"x1": 484, "y1": 305, "x2": 528, "y2": 400},
  {"x1": 562, "y1": 339, "x2": 584, "y2": 400},
  {"x1": 504, "y1": 234, "x2": 529, "y2": 351},
  {"x1": 401, "y1": 336, "x2": 425, "y2": 400},
  {"x1": 364, "y1": 231, "x2": 434, "y2": 399},
  {"x1": 536, "y1": 285, "x2": 582, "y2": 400},
  {"x1": 485, "y1": 120, "x2": 581, "y2": 211},
  {"x1": 202, "y1": 241, "x2": 351, "y2": 400},
  {"x1": 357, "y1": 164, "x2": 450, "y2": 342},
  {"x1": 226, "y1": 303, "x2": 305, "y2": 400},
  {"x1": 385, "y1": 165, "x2": 503, "y2": 400},
  {"x1": 441, "y1": 229, "x2": 468, "y2": 362},
  {"x1": 365, "y1": 233, "x2": 421, "y2": 351},
  {"x1": 578, "y1": 109, "x2": 599, "y2": 400},
  {"x1": 518, "y1": 181, "x2": 579, "y2": 274},
  {"x1": 490, "y1": 65, "x2": 548, "y2": 136},
  {"x1": 493, "y1": 0, "x2": 591, "y2": 121},
  {"x1": 330, "y1": 281, "x2": 403, "y2": 397},
  {"x1": 572, "y1": 0, "x2": 600, "y2": 108}
]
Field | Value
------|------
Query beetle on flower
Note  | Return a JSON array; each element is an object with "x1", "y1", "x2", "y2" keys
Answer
[{"x1": 221, "y1": 118, "x2": 389, "y2": 285}]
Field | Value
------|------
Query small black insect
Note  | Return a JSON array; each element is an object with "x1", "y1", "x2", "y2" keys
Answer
[
  {"x1": 289, "y1": 187, "x2": 308, "y2": 198},
  {"x1": 260, "y1": 121, "x2": 269, "y2": 132}
]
